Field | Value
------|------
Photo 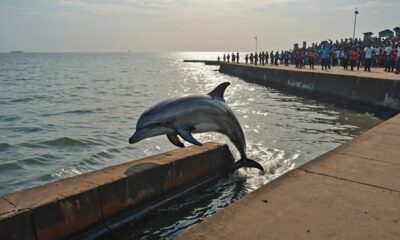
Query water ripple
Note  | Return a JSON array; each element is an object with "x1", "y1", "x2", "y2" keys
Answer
[
  {"x1": 40, "y1": 137, "x2": 86, "y2": 147},
  {"x1": 0, "y1": 143, "x2": 12, "y2": 152}
]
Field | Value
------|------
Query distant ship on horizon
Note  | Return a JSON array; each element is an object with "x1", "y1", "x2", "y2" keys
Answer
[{"x1": 10, "y1": 50, "x2": 24, "y2": 53}]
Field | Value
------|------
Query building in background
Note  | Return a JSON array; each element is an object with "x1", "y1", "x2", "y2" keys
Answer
[
  {"x1": 378, "y1": 29, "x2": 394, "y2": 39},
  {"x1": 363, "y1": 32, "x2": 373, "y2": 41},
  {"x1": 394, "y1": 27, "x2": 400, "y2": 38}
]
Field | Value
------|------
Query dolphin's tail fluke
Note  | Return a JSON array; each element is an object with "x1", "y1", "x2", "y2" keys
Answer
[{"x1": 231, "y1": 158, "x2": 264, "y2": 173}]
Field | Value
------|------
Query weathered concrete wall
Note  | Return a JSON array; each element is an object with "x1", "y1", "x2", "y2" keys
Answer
[
  {"x1": 0, "y1": 143, "x2": 234, "y2": 240},
  {"x1": 219, "y1": 63, "x2": 400, "y2": 116}
]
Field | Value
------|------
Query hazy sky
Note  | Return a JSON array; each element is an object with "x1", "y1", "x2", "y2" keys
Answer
[{"x1": 1, "y1": 0, "x2": 399, "y2": 52}]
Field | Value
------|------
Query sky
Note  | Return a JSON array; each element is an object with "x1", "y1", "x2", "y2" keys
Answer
[{"x1": 0, "y1": 0, "x2": 399, "y2": 52}]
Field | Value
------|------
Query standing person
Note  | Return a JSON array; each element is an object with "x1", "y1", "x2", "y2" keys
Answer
[
  {"x1": 343, "y1": 48, "x2": 349, "y2": 70},
  {"x1": 231, "y1": 53, "x2": 235, "y2": 63},
  {"x1": 332, "y1": 47, "x2": 337, "y2": 66},
  {"x1": 245, "y1": 54, "x2": 249, "y2": 64},
  {"x1": 261, "y1": 52, "x2": 265, "y2": 65},
  {"x1": 336, "y1": 49, "x2": 341, "y2": 66},
  {"x1": 300, "y1": 51, "x2": 304, "y2": 68},
  {"x1": 250, "y1": 53, "x2": 253, "y2": 64},
  {"x1": 357, "y1": 47, "x2": 363, "y2": 71},
  {"x1": 321, "y1": 45, "x2": 328, "y2": 70},
  {"x1": 350, "y1": 48, "x2": 357, "y2": 71},
  {"x1": 375, "y1": 46, "x2": 381, "y2": 67},
  {"x1": 380, "y1": 46, "x2": 385, "y2": 67},
  {"x1": 364, "y1": 44, "x2": 373, "y2": 72},
  {"x1": 309, "y1": 51, "x2": 316, "y2": 70},
  {"x1": 223, "y1": 54, "x2": 226, "y2": 62},
  {"x1": 384, "y1": 45, "x2": 392, "y2": 71},
  {"x1": 270, "y1": 51, "x2": 274, "y2": 65},
  {"x1": 390, "y1": 47, "x2": 396, "y2": 72},
  {"x1": 227, "y1": 53, "x2": 230, "y2": 63},
  {"x1": 293, "y1": 50, "x2": 300, "y2": 68},
  {"x1": 284, "y1": 51, "x2": 289, "y2": 66},
  {"x1": 275, "y1": 51, "x2": 279, "y2": 65},
  {"x1": 236, "y1": 52, "x2": 239, "y2": 63},
  {"x1": 265, "y1": 51, "x2": 269, "y2": 64},
  {"x1": 254, "y1": 52, "x2": 258, "y2": 65},
  {"x1": 217, "y1": 56, "x2": 220, "y2": 62},
  {"x1": 396, "y1": 44, "x2": 400, "y2": 74}
]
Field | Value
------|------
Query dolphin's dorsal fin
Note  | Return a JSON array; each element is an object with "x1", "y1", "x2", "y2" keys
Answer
[{"x1": 208, "y1": 82, "x2": 230, "y2": 101}]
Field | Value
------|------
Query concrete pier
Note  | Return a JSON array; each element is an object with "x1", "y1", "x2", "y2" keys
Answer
[
  {"x1": 177, "y1": 113, "x2": 400, "y2": 240},
  {"x1": 218, "y1": 63, "x2": 400, "y2": 117},
  {"x1": 184, "y1": 60, "x2": 400, "y2": 116},
  {"x1": 0, "y1": 143, "x2": 234, "y2": 240}
]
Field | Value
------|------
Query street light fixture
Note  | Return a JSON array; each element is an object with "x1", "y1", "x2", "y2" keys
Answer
[{"x1": 353, "y1": 8, "x2": 359, "y2": 40}]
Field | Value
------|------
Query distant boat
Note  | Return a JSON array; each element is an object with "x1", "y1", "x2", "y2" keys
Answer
[{"x1": 10, "y1": 50, "x2": 23, "y2": 53}]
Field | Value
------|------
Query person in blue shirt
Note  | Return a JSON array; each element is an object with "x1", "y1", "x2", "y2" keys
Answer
[{"x1": 321, "y1": 45, "x2": 328, "y2": 70}]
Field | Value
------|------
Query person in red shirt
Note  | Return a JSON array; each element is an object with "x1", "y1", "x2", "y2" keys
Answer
[
  {"x1": 309, "y1": 51, "x2": 316, "y2": 70},
  {"x1": 350, "y1": 48, "x2": 358, "y2": 71}
]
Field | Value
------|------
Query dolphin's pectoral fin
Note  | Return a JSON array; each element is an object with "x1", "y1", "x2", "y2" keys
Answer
[
  {"x1": 208, "y1": 82, "x2": 230, "y2": 101},
  {"x1": 167, "y1": 133, "x2": 185, "y2": 148},
  {"x1": 177, "y1": 129, "x2": 203, "y2": 146}
]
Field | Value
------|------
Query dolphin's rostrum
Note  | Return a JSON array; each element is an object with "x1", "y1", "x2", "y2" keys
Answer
[{"x1": 129, "y1": 82, "x2": 264, "y2": 173}]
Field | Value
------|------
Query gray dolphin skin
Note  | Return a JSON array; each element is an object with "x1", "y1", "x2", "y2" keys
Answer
[{"x1": 128, "y1": 82, "x2": 264, "y2": 173}]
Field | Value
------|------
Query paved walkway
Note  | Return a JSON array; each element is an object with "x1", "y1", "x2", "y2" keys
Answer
[
  {"x1": 177, "y1": 114, "x2": 400, "y2": 240},
  {"x1": 229, "y1": 62, "x2": 400, "y2": 81}
]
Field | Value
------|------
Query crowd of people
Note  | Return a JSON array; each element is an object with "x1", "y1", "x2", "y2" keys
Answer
[{"x1": 218, "y1": 36, "x2": 400, "y2": 75}]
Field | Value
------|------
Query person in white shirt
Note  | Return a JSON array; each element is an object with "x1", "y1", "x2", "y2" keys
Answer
[
  {"x1": 374, "y1": 46, "x2": 381, "y2": 66},
  {"x1": 336, "y1": 50, "x2": 341, "y2": 66},
  {"x1": 364, "y1": 45, "x2": 373, "y2": 72}
]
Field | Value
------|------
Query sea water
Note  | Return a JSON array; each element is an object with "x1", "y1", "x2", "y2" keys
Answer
[{"x1": 0, "y1": 52, "x2": 382, "y2": 239}]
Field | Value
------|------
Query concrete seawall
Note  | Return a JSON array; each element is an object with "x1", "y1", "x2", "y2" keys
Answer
[
  {"x1": 0, "y1": 143, "x2": 234, "y2": 240},
  {"x1": 219, "y1": 63, "x2": 400, "y2": 117},
  {"x1": 178, "y1": 113, "x2": 400, "y2": 240},
  {"x1": 183, "y1": 60, "x2": 220, "y2": 65}
]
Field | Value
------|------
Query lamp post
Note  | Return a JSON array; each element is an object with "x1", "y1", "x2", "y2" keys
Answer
[
  {"x1": 255, "y1": 36, "x2": 258, "y2": 53},
  {"x1": 353, "y1": 8, "x2": 359, "y2": 40}
]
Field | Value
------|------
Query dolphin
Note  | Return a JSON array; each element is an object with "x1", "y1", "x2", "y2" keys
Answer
[{"x1": 128, "y1": 82, "x2": 264, "y2": 173}]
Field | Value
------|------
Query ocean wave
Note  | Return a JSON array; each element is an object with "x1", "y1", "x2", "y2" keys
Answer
[
  {"x1": 0, "y1": 154, "x2": 54, "y2": 171},
  {"x1": 12, "y1": 127, "x2": 43, "y2": 133},
  {"x1": 0, "y1": 161, "x2": 22, "y2": 171},
  {"x1": 10, "y1": 97, "x2": 33, "y2": 103},
  {"x1": 40, "y1": 137, "x2": 86, "y2": 147},
  {"x1": 0, "y1": 143, "x2": 12, "y2": 152},
  {"x1": 0, "y1": 115, "x2": 21, "y2": 121},
  {"x1": 91, "y1": 149, "x2": 115, "y2": 160},
  {"x1": 39, "y1": 108, "x2": 103, "y2": 117},
  {"x1": 63, "y1": 108, "x2": 102, "y2": 114}
]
